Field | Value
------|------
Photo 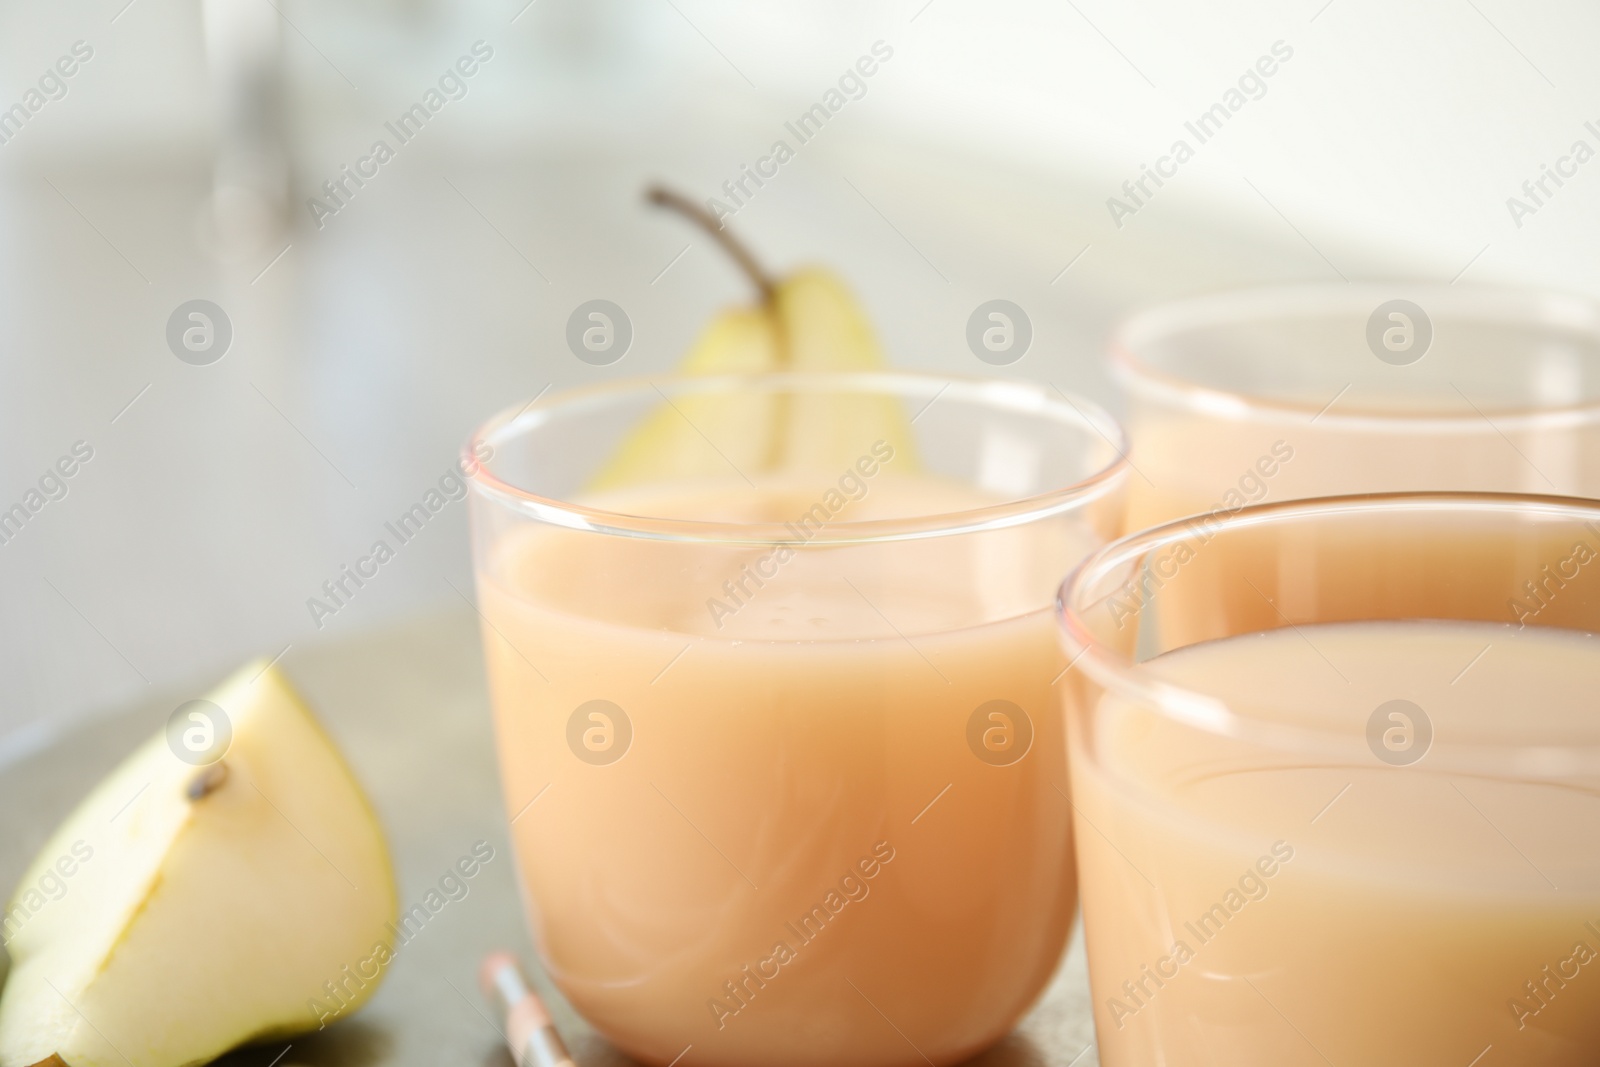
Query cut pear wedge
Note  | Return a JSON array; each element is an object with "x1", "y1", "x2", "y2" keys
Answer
[
  {"x1": 590, "y1": 267, "x2": 920, "y2": 490},
  {"x1": 0, "y1": 663, "x2": 398, "y2": 1067}
]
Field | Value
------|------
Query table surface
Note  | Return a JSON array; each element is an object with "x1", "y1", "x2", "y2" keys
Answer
[{"x1": 0, "y1": 607, "x2": 1100, "y2": 1067}]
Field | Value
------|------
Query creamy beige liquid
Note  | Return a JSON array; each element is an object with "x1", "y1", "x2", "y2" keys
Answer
[
  {"x1": 1072, "y1": 620, "x2": 1600, "y2": 1065},
  {"x1": 477, "y1": 476, "x2": 1100, "y2": 1067},
  {"x1": 1123, "y1": 412, "x2": 1600, "y2": 534}
]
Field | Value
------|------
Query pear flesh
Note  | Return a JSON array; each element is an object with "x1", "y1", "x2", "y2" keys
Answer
[{"x1": 0, "y1": 663, "x2": 398, "y2": 1067}]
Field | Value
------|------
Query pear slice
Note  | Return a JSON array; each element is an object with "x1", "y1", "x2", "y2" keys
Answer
[
  {"x1": 587, "y1": 188, "x2": 919, "y2": 490},
  {"x1": 0, "y1": 662, "x2": 398, "y2": 1067}
]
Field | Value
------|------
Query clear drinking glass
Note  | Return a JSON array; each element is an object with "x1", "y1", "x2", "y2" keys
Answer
[
  {"x1": 1115, "y1": 285, "x2": 1600, "y2": 532},
  {"x1": 1058, "y1": 492, "x2": 1600, "y2": 1066},
  {"x1": 466, "y1": 372, "x2": 1128, "y2": 1067}
]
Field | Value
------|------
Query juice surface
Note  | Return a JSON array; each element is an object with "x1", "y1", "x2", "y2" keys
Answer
[
  {"x1": 1073, "y1": 619, "x2": 1600, "y2": 1066},
  {"x1": 477, "y1": 475, "x2": 1093, "y2": 1067}
]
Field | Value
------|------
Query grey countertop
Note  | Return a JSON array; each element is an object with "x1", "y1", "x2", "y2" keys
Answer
[{"x1": 0, "y1": 607, "x2": 1099, "y2": 1067}]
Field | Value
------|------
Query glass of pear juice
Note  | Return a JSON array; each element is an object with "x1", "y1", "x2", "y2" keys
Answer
[
  {"x1": 1058, "y1": 493, "x2": 1600, "y2": 1066},
  {"x1": 465, "y1": 372, "x2": 1128, "y2": 1067},
  {"x1": 1116, "y1": 284, "x2": 1600, "y2": 532}
]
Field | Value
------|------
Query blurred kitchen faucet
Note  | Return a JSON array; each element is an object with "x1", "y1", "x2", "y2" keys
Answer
[{"x1": 200, "y1": 0, "x2": 289, "y2": 259}]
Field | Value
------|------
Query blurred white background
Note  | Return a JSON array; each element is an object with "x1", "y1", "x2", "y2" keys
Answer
[{"x1": 2, "y1": 0, "x2": 1598, "y2": 755}]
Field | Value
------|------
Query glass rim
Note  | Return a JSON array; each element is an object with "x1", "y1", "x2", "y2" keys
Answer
[
  {"x1": 465, "y1": 370, "x2": 1130, "y2": 546},
  {"x1": 1111, "y1": 283, "x2": 1600, "y2": 430},
  {"x1": 1056, "y1": 491, "x2": 1600, "y2": 775}
]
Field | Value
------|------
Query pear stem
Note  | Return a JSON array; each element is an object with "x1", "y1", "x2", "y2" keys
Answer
[{"x1": 646, "y1": 185, "x2": 775, "y2": 302}]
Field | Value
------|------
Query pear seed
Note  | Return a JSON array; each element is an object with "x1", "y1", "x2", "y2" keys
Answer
[{"x1": 186, "y1": 760, "x2": 230, "y2": 801}]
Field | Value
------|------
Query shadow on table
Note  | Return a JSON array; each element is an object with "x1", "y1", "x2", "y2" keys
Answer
[
  {"x1": 215, "y1": 1021, "x2": 392, "y2": 1067},
  {"x1": 960, "y1": 1030, "x2": 1081, "y2": 1067},
  {"x1": 485, "y1": 1029, "x2": 1072, "y2": 1067}
]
